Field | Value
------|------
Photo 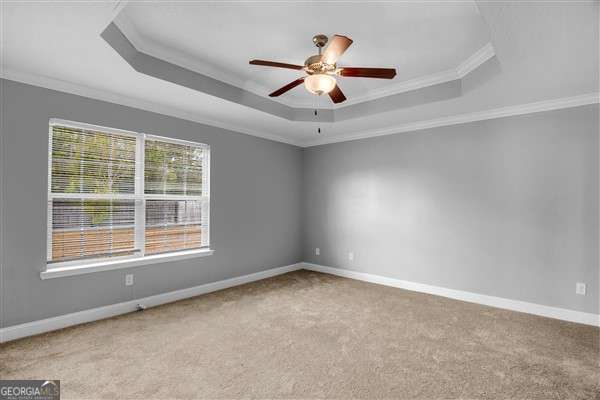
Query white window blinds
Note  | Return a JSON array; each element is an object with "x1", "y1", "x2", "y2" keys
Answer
[
  {"x1": 47, "y1": 120, "x2": 210, "y2": 266},
  {"x1": 144, "y1": 137, "x2": 209, "y2": 255}
]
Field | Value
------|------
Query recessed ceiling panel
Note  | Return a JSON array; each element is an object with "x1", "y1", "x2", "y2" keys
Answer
[{"x1": 120, "y1": 1, "x2": 490, "y2": 106}]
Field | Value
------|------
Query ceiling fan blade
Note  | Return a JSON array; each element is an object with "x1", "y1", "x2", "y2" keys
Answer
[
  {"x1": 328, "y1": 84, "x2": 347, "y2": 104},
  {"x1": 269, "y1": 78, "x2": 306, "y2": 97},
  {"x1": 321, "y1": 35, "x2": 353, "y2": 65},
  {"x1": 339, "y1": 67, "x2": 397, "y2": 79},
  {"x1": 249, "y1": 59, "x2": 304, "y2": 70}
]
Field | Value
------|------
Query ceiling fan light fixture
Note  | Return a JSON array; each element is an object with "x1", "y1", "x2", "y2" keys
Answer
[
  {"x1": 304, "y1": 74, "x2": 337, "y2": 95},
  {"x1": 250, "y1": 34, "x2": 396, "y2": 104}
]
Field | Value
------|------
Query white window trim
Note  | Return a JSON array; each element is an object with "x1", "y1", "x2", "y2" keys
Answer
[
  {"x1": 44, "y1": 118, "x2": 212, "y2": 279},
  {"x1": 41, "y1": 248, "x2": 215, "y2": 279}
]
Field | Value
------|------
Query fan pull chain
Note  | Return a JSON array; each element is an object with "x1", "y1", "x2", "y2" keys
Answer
[{"x1": 314, "y1": 96, "x2": 322, "y2": 134}]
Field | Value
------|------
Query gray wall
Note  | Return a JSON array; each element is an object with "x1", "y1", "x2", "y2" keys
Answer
[
  {"x1": 0, "y1": 79, "x2": 303, "y2": 328},
  {"x1": 2, "y1": 78, "x2": 597, "y2": 330},
  {"x1": 303, "y1": 105, "x2": 599, "y2": 315}
]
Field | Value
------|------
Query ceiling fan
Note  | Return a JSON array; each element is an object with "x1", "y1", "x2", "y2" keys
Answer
[{"x1": 249, "y1": 34, "x2": 397, "y2": 104}]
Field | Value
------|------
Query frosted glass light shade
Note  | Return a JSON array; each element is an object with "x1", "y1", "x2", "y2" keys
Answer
[{"x1": 304, "y1": 74, "x2": 337, "y2": 95}]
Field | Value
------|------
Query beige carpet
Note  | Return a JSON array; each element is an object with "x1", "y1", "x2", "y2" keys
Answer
[{"x1": 1, "y1": 270, "x2": 599, "y2": 399}]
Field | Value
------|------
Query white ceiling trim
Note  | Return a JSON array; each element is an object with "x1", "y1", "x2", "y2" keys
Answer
[
  {"x1": 456, "y1": 42, "x2": 495, "y2": 78},
  {"x1": 337, "y1": 43, "x2": 496, "y2": 108},
  {"x1": 3, "y1": 69, "x2": 596, "y2": 149},
  {"x1": 105, "y1": 1, "x2": 129, "y2": 32},
  {"x1": 301, "y1": 92, "x2": 600, "y2": 147},
  {"x1": 1, "y1": 68, "x2": 301, "y2": 146},
  {"x1": 113, "y1": 12, "x2": 296, "y2": 108},
  {"x1": 329, "y1": 69, "x2": 459, "y2": 108}
]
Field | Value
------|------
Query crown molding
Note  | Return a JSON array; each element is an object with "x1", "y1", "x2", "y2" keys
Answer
[
  {"x1": 332, "y1": 69, "x2": 460, "y2": 108},
  {"x1": 4, "y1": 68, "x2": 595, "y2": 150},
  {"x1": 343, "y1": 43, "x2": 496, "y2": 108},
  {"x1": 0, "y1": 69, "x2": 302, "y2": 147},
  {"x1": 301, "y1": 92, "x2": 600, "y2": 147},
  {"x1": 113, "y1": 12, "x2": 299, "y2": 109},
  {"x1": 105, "y1": 0, "x2": 129, "y2": 32},
  {"x1": 456, "y1": 42, "x2": 495, "y2": 78}
]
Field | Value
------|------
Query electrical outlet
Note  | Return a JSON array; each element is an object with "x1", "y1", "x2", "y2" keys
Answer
[
  {"x1": 576, "y1": 282, "x2": 586, "y2": 295},
  {"x1": 125, "y1": 274, "x2": 134, "y2": 286},
  {"x1": 315, "y1": 247, "x2": 320, "y2": 256},
  {"x1": 348, "y1": 252, "x2": 354, "y2": 262}
]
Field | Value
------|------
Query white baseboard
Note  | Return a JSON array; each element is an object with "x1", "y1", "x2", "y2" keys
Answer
[
  {"x1": 0, "y1": 263, "x2": 303, "y2": 343},
  {"x1": 3, "y1": 262, "x2": 597, "y2": 342},
  {"x1": 302, "y1": 263, "x2": 600, "y2": 327}
]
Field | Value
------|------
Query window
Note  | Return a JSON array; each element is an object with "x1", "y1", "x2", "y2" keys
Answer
[{"x1": 47, "y1": 119, "x2": 210, "y2": 268}]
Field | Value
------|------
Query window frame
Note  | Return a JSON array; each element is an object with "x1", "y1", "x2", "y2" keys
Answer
[{"x1": 44, "y1": 118, "x2": 212, "y2": 278}]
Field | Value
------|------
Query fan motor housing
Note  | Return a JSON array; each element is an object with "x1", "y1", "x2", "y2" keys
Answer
[{"x1": 304, "y1": 55, "x2": 336, "y2": 75}]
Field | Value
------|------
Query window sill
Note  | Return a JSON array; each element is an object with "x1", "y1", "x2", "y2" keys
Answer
[{"x1": 40, "y1": 249, "x2": 214, "y2": 280}]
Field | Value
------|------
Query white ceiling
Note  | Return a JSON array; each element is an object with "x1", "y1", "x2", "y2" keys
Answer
[
  {"x1": 118, "y1": 1, "x2": 490, "y2": 107},
  {"x1": 1, "y1": 1, "x2": 598, "y2": 146}
]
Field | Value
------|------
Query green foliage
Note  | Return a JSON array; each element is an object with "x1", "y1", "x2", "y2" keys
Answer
[
  {"x1": 145, "y1": 139, "x2": 203, "y2": 195},
  {"x1": 52, "y1": 126, "x2": 204, "y2": 227},
  {"x1": 52, "y1": 126, "x2": 136, "y2": 226}
]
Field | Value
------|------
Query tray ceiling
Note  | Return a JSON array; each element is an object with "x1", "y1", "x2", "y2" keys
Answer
[
  {"x1": 117, "y1": 1, "x2": 490, "y2": 108},
  {"x1": 1, "y1": 1, "x2": 597, "y2": 146}
]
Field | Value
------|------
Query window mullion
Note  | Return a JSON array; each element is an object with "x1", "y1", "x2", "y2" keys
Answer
[{"x1": 134, "y1": 133, "x2": 146, "y2": 256}]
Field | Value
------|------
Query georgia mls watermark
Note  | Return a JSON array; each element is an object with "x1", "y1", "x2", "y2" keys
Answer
[{"x1": 0, "y1": 381, "x2": 60, "y2": 400}]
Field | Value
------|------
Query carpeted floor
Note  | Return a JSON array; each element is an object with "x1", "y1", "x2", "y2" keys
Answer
[{"x1": 1, "y1": 270, "x2": 599, "y2": 399}]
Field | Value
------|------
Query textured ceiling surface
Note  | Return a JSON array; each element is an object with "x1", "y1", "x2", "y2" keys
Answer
[{"x1": 1, "y1": 1, "x2": 598, "y2": 146}]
